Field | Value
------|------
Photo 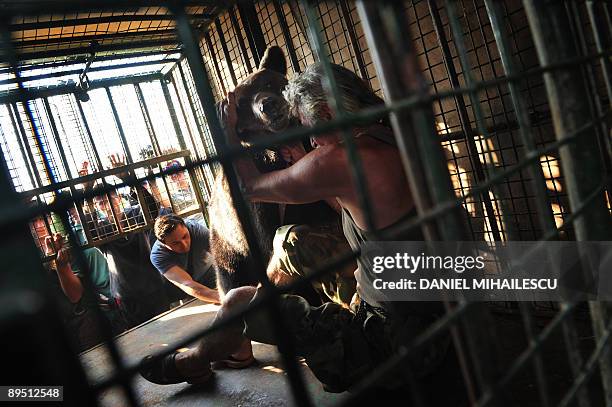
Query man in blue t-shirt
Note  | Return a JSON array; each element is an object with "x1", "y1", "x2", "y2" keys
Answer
[{"x1": 150, "y1": 214, "x2": 219, "y2": 304}]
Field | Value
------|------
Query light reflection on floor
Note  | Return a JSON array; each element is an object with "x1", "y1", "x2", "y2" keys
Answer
[
  {"x1": 262, "y1": 365, "x2": 285, "y2": 374},
  {"x1": 158, "y1": 303, "x2": 221, "y2": 321}
]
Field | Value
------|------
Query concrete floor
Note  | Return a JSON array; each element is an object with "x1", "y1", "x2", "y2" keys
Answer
[
  {"x1": 78, "y1": 300, "x2": 598, "y2": 406},
  {"x1": 80, "y1": 300, "x2": 346, "y2": 406}
]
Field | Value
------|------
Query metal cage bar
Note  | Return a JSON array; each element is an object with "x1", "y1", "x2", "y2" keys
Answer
[
  {"x1": 171, "y1": 5, "x2": 314, "y2": 406},
  {"x1": 0, "y1": 21, "x2": 141, "y2": 407},
  {"x1": 271, "y1": 0, "x2": 302, "y2": 73},
  {"x1": 228, "y1": 6, "x2": 255, "y2": 75},
  {"x1": 214, "y1": 17, "x2": 239, "y2": 87},
  {"x1": 524, "y1": 3, "x2": 612, "y2": 407},
  {"x1": 303, "y1": 0, "x2": 377, "y2": 233},
  {"x1": 428, "y1": 0, "x2": 504, "y2": 242},
  {"x1": 0, "y1": 2, "x2": 611, "y2": 406}
]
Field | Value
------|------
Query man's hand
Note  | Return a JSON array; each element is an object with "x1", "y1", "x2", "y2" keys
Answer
[
  {"x1": 44, "y1": 232, "x2": 64, "y2": 257},
  {"x1": 43, "y1": 235, "x2": 54, "y2": 258},
  {"x1": 45, "y1": 233, "x2": 72, "y2": 271},
  {"x1": 78, "y1": 161, "x2": 90, "y2": 177},
  {"x1": 109, "y1": 153, "x2": 129, "y2": 181},
  {"x1": 78, "y1": 161, "x2": 95, "y2": 191},
  {"x1": 280, "y1": 142, "x2": 307, "y2": 165},
  {"x1": 56, "y1": 247, "x2": 72, "y2": 271}
]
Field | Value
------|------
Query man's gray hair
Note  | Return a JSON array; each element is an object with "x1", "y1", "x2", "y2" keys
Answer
[{"x1": 283, "y1": 63, "x2": 384, "y2": 125}]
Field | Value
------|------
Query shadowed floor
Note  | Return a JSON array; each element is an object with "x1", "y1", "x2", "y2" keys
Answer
[
  {"x1": 79, "y1": 300, "x2": 347, "y2": 406},
  {"x1": 79, "y1": 300, "x2": 595, "y2": 406}
]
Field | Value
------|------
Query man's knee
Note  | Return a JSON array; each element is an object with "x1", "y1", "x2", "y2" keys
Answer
[
  {"x1": 286, "y1": 224, "x2": 311, "y2": 239},
  {"x1": 266, "y1": 257, "x2": 298, "y2": 287},
  {"x1": 272, "y1": 224, "x2": 325, "y2": 278},
  {"x1": 222, "y1": 286, "x2": 257, "y2": 309},
  {"x1": 269, "y1": 223, "x2": 358, "y2": 306}
]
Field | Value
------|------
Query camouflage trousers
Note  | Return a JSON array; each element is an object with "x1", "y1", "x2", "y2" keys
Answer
[
  {"x1": 267, "y1": 223, "x2": 357, "y2": 308},
  {"x1": 244, "y1": 289, "x2": 450, "y2": 392},
  {"x1": 246, "y1": 223, "x2": 448, "y2": 392}
]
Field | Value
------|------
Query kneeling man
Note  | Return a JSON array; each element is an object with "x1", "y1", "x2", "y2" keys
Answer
[{"x1": 151, "y1": 214, "x2": 220, "y2": 304}]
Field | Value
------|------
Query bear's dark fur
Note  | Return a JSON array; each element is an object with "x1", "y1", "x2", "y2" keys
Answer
[{"x1": 210, "y1": 46, "x2": 338, "y2": 297}]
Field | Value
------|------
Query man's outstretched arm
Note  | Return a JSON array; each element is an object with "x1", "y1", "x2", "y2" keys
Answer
[{"x1": 162, "y1": 265, "x2": 220, "y2": 304}]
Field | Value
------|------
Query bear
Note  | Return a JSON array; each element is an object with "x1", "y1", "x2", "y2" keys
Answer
[{"x1": 209, "y1": 46, "x2": 339, "y2": 298}]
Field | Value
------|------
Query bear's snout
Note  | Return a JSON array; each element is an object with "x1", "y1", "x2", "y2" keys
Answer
[
  {"x1": 253, "y1": 93, "x2": 289, "y2": 132},
  {"x1": 259, "y1": 96, "x2": 278, "y2": 114}
]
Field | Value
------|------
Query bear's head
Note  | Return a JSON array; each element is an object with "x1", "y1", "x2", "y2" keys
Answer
[{"x1": 218, "y1": 46, "x2": 291, "y2": 142}]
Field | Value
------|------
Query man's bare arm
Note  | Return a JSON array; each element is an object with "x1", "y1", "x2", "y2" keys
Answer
[
  {"x1": 148, "y1": 178, "x2": 172, "y2": 210},
  {"x1": 243, "y1": 145, "x2": 353, "y2": 205},
  {"x1": 78, "y1": 161, "x2": 98, "y2": 216},
  {"x1": 162, "y1": 265, "x2": 220, "y2": 304},
  {"x1": 56, "y1": 252, "x2": 84, "y2": 303},
  {"x1": 222, "y1": 92, "x2": 352, "y2": 205},
  {"x1": 46, "y1": 235, "x2": 83, "y2": 304}
]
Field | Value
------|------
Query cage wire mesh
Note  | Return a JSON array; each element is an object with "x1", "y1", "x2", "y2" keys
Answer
[
  {"x1": 0, "y1": 0, "x2": 611, "y2": 406},
  {"x1": 166, "y1": 76, "x2": 214, "y2": 202},
  {"x1": 200, "y1": 0, "x2": 611, "y2": 243},
  {"x1": 0, "y1": 75, "x2": 211, "y2": 252}
]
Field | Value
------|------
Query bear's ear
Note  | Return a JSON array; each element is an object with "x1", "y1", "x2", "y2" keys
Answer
[{"x1": 258, "y1": 46, "x2": 287, "y2": 76}]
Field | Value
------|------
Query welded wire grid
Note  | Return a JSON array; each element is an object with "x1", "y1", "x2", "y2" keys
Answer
[
  {"x1": 48, "y1": 94, "x2": 98, "y2": 177},
  {"x1": 172, "y1": 58, "x2": 219, "y2": 198},
  {"x1": 0, "y1": 76, "x2": 209, "y2": 248},
  {"x1": 11, "y1": 8, "x2": 177, "y2": 43},
  {"x1": 207, "y1": 0, "x2": 556, "y2": 242},
  {"x1": 108, "y1": 84, "x2": 156, "y2": 161},
  {"x1": 195, "y1": 3, "x2": 263, "y2": 103},
  {"x1": 180, "y1": 1, "x2": 608, "y2": 406},
  {"x1": 406, "y1": 0, "x2": 591, "y2": 242},
  {"x1": 256, "y1": 1, "x2": 293, "y2": 69},
  {"x1": 405, "y1": 1, "x2": 510, "y2": 241},
  {"x1": 283, "y1": 1, "x2": 317, "y2": 73},
  {"x1": 137, "y1": 81, "x2": 180, "y2": 152},
  {"x1": 341, "y1": 1, "x2": 382, "y2": 94},
  {"x1": 0, "y1": 104, "x2": 36, "y2": 191},
  {"x1": 199, "y1": 32, "x2": 228, "y2": 100},
  {"x1": 218, "y1": 12, "x2": 252, "y2": 84},
  {"x1": 18, "y1": 100, "x2": 67, "y2": 184},
  {"x1": 0, "y1": 1, "x2": 611, "y2": 407},
  {"x1": 0, "y1": 55, "x2": 180, "y2": 95},
  {"x1": 167, "y1": 70, "x2": 216, "y2": 201},
  {"x1": 228, "y1": 4, "x2": 259, "y2": 75},
  {"x1": 133, "y1": 3, "x2": 612, "y2": 407},
  {"x1": 154, "y1": 1, "x2": 612, "y2": 406},
  {"x1": 313, "y1": 2, "x2": 365, "y2": 78},
  {"x1": 7, "y1": 6, "x2": 212, "y2": 64}
]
